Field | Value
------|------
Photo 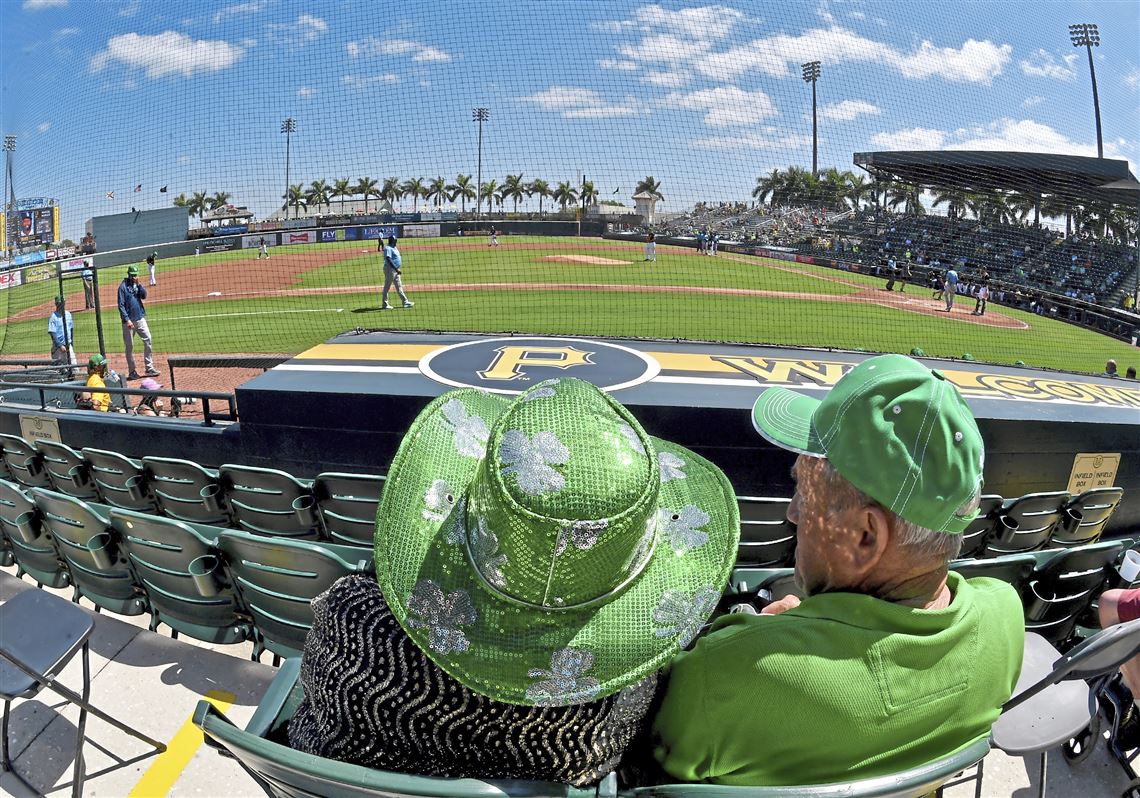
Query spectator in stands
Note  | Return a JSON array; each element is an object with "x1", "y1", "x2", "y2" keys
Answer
[
  {"x1": 118, "y1": 264, "x2": 159, "y2": 380},
  {"x1": 651, "y1": 355, "x2": 1023, "y2": 786},
  {"x1": 48, "y1": 296, "x2": 76, "y2": 366},
  {"x1": 1105, "y1": 360, "x2": 1119, "y2": 378},
  {"x1": 78, "y1": 354, "x2": 111, "y2": 412},
  {"x1": 289, "y1": 377, "x2": 739, "y2": 786},
  {"x1": 380, "y1": 235, "x2": 413, "y2": 309},
  {"x1": 1126, "y1": 366, "x2": 1137, "y2": 380},
  {"x1": 81, "y1": 263, "x2": 95, "y2": 309}
]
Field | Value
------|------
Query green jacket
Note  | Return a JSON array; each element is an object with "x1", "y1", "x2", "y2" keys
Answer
[{"x1": 651, "y1": 572, "x2": 1023, "y2": 786}]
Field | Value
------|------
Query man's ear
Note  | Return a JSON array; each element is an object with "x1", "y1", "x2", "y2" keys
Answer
[{"x1": 851, "y1": 504, "x2": 892, "y2": 575}]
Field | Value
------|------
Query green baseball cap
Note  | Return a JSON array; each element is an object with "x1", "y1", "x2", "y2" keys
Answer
[
  {"x1": 127, "y1": 265, "x2": 139, "y2": 276},
  {"x1": 88, "y1": 354, "x2": 107, "y2": 370},
  {"x1": 751, "y1": 354, "x2": 984, "y2": 535},
  {"x1": 375, "y1": 377, "x2": 739, "y2": 706}
]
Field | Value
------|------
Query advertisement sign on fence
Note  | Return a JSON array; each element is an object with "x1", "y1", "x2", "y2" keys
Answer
[
  {"x1": 0, "y1": 270, "x2": 23, "y2": 291},
  {"x1": 202, "y1": 238, "x2": 240, "y2": 253},
  {"x1": 214, "y1": 224, "x2": 249, "y2": 236},
  {"x1": 361, "y1": 225, "x2": 400, "y2": 240},
  {"x1": 13, "y1": 251, "x2": 45, "y2": 266},
  {"x1": 61, "y1": 258, "x2": 88, "y2": 273},
  {"x1": 403, "y1": 224, "x2": 441, "y2": 238},
  {"x1": 242, "y1": 234, "x2": 277, "y2": 249},
  {"x1": 24, "y1": 264, "x2": 54, "y2": 283},
  {"x1": 282, "y1": 230, "x2": 315, "y2": 244}
]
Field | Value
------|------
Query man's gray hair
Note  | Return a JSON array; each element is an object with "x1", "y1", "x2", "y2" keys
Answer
[{"x1": 818, "y1": 459, "x2": 965, "y2": 564}]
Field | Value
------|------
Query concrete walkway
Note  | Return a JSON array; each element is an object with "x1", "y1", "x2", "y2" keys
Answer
[{"x1": 0, "y1": 566, "x2": 1131, "y2": 797}]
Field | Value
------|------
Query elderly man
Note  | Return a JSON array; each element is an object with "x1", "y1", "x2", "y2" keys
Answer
[{"x1": 651, "y1": 354, "x2": 1024, "y2": 786}]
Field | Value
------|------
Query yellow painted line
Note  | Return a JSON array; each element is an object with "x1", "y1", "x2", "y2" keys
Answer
[
  {"x1": 127, "y1": 689, "x2": 236, "y2": 798},
  {"x1": 294, "y1": 342, "x2": 440, "y2": 361}
]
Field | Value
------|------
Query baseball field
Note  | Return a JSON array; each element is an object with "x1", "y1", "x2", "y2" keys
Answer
[{"x1": 2, "y1": 236, "x2": 1137, "y2": 377}]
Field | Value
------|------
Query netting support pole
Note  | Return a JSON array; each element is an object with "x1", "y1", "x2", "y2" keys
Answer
[{"x1": 92, "y1": 266, "x2": 106, "y2": 360}]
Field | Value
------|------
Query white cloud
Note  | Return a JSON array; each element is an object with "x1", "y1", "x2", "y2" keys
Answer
[
  {"x1": 1019, "y1": 48, "x2": 1076, "y2": 81},
  {"x1": 178, "y1": 154, "x2": 191, "y2": 164},
  {"x1": 523, "y1": 86, "x2": 647, "y2": 118},
  {"x1": 869, "y1": 127, "x2": 947, "y2": 150},
  {"x1": 693, "y1": 131, "x2": 813, "y2": 151},
  {"x1": 213, "y1": 1, "x2": 266, "y2": 25},
  {"x1": 90, "y1": 31, "x2": 244, "y2": 78},
  {"x1": 51, "y1": 27, "x2": 79, "y2": 40},
  {"x1": 37, "y1": 122, "x2": 51, "y2": 133},
  {"x1": 628, "y1": 4, "x2": 746, "y2": 41},
  {"x1": 597, "y1": 58, "x2": 639, "y2": 72},
  {"x1": 819, "y1": 99, "x2": 879, "y2": 121},
  {"x1": 618, "y1": 34, "x2": 714, "y2": 64},
  {"x1": 268, "y1": 14, "x2": 327, "y2": 45},
  {"x1": 1021, "y1": 95, "x2": 1045, "y2": 108},
  {"x1": 641, "y1": 69, "x2": 690, "y2": 88},
  {"x1": 690, "y1": 25, "x2": 1009, "y2": 84},
  {"x1": 118, "y1": 0, "x2": 140, "y2": 16},
  {"x1": 848, "y1": 10, "x2": 865, "y2": 20},
  {"x1": 345, "y1": 36, "x2": 451, "y2": 63},
  {"x1": 665, "y1": 86, "x2": 776, "y2": 126},
  {"x1": 297, "y1": 86, "x2": 317, "y2": 98},
  {"x1": 341, "y1": 73, "x2": 400, "y2": 87},
  {"x1": 23, "y1": 0, "x2": 67, "y2": 10},
  {"x1": 1125, "y1": 68, "x2": 1139, "y2": 91}
]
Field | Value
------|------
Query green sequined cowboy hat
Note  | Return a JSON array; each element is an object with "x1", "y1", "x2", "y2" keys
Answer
[{"x1": 374, "y1": 377, "x2": 739, "y2": 707}]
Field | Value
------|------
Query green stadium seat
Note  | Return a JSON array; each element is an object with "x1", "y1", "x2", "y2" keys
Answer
[
  {"x1": 0, "y1": 434, "x2": 51, "y2": 489},
  {"x1": 81, "y1": 447, "x2": 157, "y2": 512},
  {"x1": 193, "y1": 657, "x2": 618, "y2": 798},
  {"x1": 988, "y1": 491, "x2": 1071, "y2": 556},
  {"x1": 958, "y1": 494, "x2": 1003, "y2": 558},
  {"x1": 220, "y1": 464, "x2": 322, "y2": 540},
  {"x1": 35, "y1": 440, "x2": 100, "y2": 501},
  {"x1": 30, "y1": 487, "x2": 147, "y2": 616},
  {"x1": 1052, "y1": 487, "x2": 1124, "y2": 547},
  {"x1": 313, "y1": 472, "x2": 386, "y2": 546},
  {"x1": 216, "y1": 530, "x2": 371, "y2": 663},
  {"x1": 951, "y1": 553, "x2": 1037, "y2": 599},
  {"x1": 0, "y1": 479, "x2": 70, "y2": 588},
  {"x1": 142, "y1": 456, "x2": 231, "y2": 526},
  {"x1": 1022, "y1": 539, "x2": 1123, "y2": 646},
  {"x1": 109, "y1": 508, "x2": 251, "y2": 645},
  {"x1": 736, "y1": 496, "x2": 796, "y2": 567}
]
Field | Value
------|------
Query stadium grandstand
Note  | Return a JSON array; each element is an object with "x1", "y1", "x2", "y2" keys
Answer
[{"x1": 1, "y1": 1, "x2": 1139, "y2": 796}]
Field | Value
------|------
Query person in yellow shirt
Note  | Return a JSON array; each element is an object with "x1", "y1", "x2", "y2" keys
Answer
[{"x1": 78, "y1": 354, "x2": 111, "y2": 411}]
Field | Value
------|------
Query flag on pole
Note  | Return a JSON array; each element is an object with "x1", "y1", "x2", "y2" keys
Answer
[
  {"x1": 134, "y1": 184, "x2": 142, "y2": 192},
  {"x1": 159, "y1": 185, "x2": 168, "y2": 193},
  {"x1": 106, "y1": 191, "x2": 115, "y2": 200},
  {"x1": 613, "y1": 187, "x2": 621, "y2": 195}
]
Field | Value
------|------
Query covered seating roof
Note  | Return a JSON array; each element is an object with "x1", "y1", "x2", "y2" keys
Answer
[{"x1": 853, "y1": 151, "x2": 1138, "y2": 207}]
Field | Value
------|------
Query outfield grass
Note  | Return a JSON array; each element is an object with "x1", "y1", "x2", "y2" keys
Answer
[{"x1": 2, "y1": 236, "x2": 1136, "y2": 376}]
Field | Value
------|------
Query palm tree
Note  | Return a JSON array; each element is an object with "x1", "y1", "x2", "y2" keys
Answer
[
  {"x1": 846, "y1": 174, "x2": 872, "y2": 211},
  {"x1": 1006, "y1": 191, "x2": 1040, "y2": 226},
  {"x1": 449, "y1": 174, "x2": 475, "y2": 212},
  {"x1": 209, "y1": 191, "x2": 232, "y2": 212},
  {"x1": 528, "y1": 178, "x2": 551, "y2": 215},
  {"x1": 380, "y1": 177, "x2": 402, "y2": 208},
  {"x1": 426, "y1": 176, "x2": 448, "y2": 210},
  {"x1": 187, "y1": 191, "x2": 209, "y2": 221},
  {"x1": 553, "y1": 180, "x2": 578, "y2": 210},
  {"x1": 816, "y1": 167, "x2": 851, "y2": 209},
  {"x1": 284, "y1": 184, "x2": 306, "y2": 219},
  {"x1": 332, "y1": 178, "x2": 354, "y2": 213},
  {"x1": 172, "y1": 192, "x2": 188, "y2": 209},
  {"x1": 479, "y1": 179, "x2": 499, "y2": 214},
  {"x1": 635, "y1": 176, "x2": 663, "y2": 200},
  {"x1": 886, "y1": 183, "x2": 923, "y2": 216},
  {"x1": 307, "y1": 180, "x2": 330, "y2": 214},
  {"x1": 931, "y1": 188, "x2": 969, "y2": 221},
  {"x1": 1039, "y1": 194, "x2": 1074, "y2": 237},
  {"x1": 502, "y1": 173, "x2": 526, "y2": 213},
  {"x1": 402, "y1": 177, "x2": 426, "y2": 212},
  {"x1": 966, "y1": 191, "x2": 1009, "y2": 225},
  {"x1": 752, "y1": 169, "x2": 782, "y2": 204},
  {"x1": 579, "y1": 180, "x2": 598, "y2": 207},
  {"x1": 355, "y1": 176, "x2": 379, "y2": 212}
]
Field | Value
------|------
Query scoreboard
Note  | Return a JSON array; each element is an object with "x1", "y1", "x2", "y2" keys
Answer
[{"x1": 2, "y1": 197, "x2": 59, "y2": 252}]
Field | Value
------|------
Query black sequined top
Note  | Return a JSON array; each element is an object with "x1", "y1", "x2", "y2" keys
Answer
[{"x1": 288, "y1": 574, "x2": 658, "y2": 787}]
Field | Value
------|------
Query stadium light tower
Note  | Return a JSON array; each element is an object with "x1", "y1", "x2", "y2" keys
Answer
[
  {"x1": 801, "y1": 61, "x2": 821, "y2": 177},
  {"x1": 3, "y1": 135, "x2": 16, "y2": 258},
  {"x1": 281, "y1": 118, "x2": 296, "y2": 216},
  {"x1": 1069, "y1": 23, "x2": 1103, "y2": 159},
  {"x1": 472, "y1": 107, "x2": 489, "y2": 224}
]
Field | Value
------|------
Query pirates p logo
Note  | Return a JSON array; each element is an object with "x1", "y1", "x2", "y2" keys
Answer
[
  {"x1": 420, "y1": 337, "x2": 660, "y2": 395},
  {"x1": 478, "y1": 345, "x2": 593, "y2": 381}
]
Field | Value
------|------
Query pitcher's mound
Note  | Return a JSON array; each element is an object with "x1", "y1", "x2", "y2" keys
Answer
[{"x1": 544, "y1": 254, "x2": 629, "y2": 265}]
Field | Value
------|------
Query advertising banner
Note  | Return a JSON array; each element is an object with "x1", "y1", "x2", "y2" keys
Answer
[
  {"x1": 214, "y1": 224, "x2": 249, "y2": 236},
  {"x1": 795, "y1": 255, "x2": 816, "y2": 265},
  {"x1": 351, "y1": 214, "x2": 383, "y2": 225},
  {"x1": 62, "y1": 258, "x2": 89, "y2": 273},
  {"x1": 0, "y1": 270, "x2": 23, "y2": 291},
  {"x1": 361, "y1": 225, "x2": 399, "y2": 240},
  {"x1": 403, "y1": 224, "x2": 441, "y2": 238},
  {"x1": 281, "y1": 230, "x2": 315, "y2": 245},
  {"x1": 202, "y1": 238, "x2": 240, "y2": 253},
  {"x1": 242, "y1": 234, "x2": 277, "y2": 249},
  {"x1": 24, "y1": 264, "x2": 54, "y2": 283},
  {"x1": 388, "y1": 213, "x2": 421, "y2": 223},
  {"x1": 13, "y1": 251, "x2": 46, "y2": 266},
  {"x1": 282, "y1": 218, "x2": 310, "y2": 230}
]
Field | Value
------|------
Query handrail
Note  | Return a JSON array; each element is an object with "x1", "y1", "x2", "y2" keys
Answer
[{"x1": 0, "y1": 378, "x2": 238, "y2": 426}]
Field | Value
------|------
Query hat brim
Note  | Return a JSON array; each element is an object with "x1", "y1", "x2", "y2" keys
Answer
[
  {"x1": 751, "y1": 387, "x2": 826, "y2": 457},
  {"x1": 374, "y1": 389, "x2": 739, "y2": 707}
]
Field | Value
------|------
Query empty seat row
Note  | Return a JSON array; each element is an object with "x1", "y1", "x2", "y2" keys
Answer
[
  {"x1": 0, "y1": 434, "x2": 385, "y2": 545},
  {"x1": 0, "y1": 480, "x2": 371, "y2": 663}
]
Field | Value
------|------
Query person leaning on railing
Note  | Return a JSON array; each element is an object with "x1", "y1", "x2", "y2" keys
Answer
[{"x1": 650, "y1": 355, "x2": 1024, "y2": 787}]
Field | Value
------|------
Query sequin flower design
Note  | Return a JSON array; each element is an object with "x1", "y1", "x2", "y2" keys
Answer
[
  {"x1": 618, "y1": 422, "x2": 646, "y2": 455},
  {"x1": 423, "y1": 479, "x2": 456, "y2": 522},
  {"x1": 659, "y1": 451, "x2": 687, "y2": 483},
  {"x1": 469, "y1": 516, "x2": 508, "y2": 588},
  {"x1": 525, "y1": 648, "x2": 601, "y2": 706},
  {"x1": 440, "y1": 399, "x2": 490, "y2": 459},
  {"x1": 653, "y1": 586, "x2": 719, "y2": 647},
  {"x1": 499, "y1": 429, "x2": 570, "y2": 496},
  {"x1": 657, "y1": 505, "x2": 710, "y2": 555},
  {"x1": 523, "y1": 384, "x2": 556, "y2": 401},
  {"x1": 406, "y1": 580, "x2": 477, "y2": 655},
  {"x1": 554, "y1": 519, "x2": 609, "y2": 556}
]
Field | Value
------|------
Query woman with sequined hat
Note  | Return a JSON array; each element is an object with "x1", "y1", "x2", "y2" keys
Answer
[{"x1": 289, "y1": 377, "x2": 739, "y2": 786}]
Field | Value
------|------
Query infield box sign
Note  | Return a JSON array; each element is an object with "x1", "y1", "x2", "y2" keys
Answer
[{"x1": 1067, "y1": 452, "x2": 1121, "y2": 494}]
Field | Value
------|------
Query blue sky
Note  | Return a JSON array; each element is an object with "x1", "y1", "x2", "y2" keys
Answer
[{"x1": 2, "y1": 0, "x2": 1138, "y2": 241}]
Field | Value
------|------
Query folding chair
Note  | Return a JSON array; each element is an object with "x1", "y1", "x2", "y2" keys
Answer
[
  {"x1": 81, "y1": 447, "x2": 157, "y2": 512},
  {"x1": 220, "y1": 464, "x2": 322, "y2": 540},
  {"x1": 0, "y1": 589, "x2": 166, "y2": 798},
  {"x1": 313, "y1": 472, "x2": 386, "y2": 546},
  {"x1": 1052, "y1": 487, "x2": 1124, "y2": 547},
  {"x1": 990, "y1": 617, "x2": 1140, "y2": 798},
  {"x1": 0, "y1": 434, "x2": 50, "y2": 489},
  {"x1": 988, "y1": 491, "x2": 1070, "y2": 555},
  {"x1": 736, "y1": 496, "x2": 796, "y2": 567},
  {"x1": 0, "y1": 479, "x2": 70, "y2": 588},
  {"x1": 35, "y1": 440, "x2": 100, "y2": 500},
  {"x1": 193, "y1": 658, "x2": 617, "y2": 798},
  {"x1": 142, "y1": 456, "x2": 231, "y2": 526}
]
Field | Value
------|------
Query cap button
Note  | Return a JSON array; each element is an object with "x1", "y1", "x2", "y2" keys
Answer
[
  {"x1": 953, "y1": 431, "x2": 963, "y2": 442},
  {"x1": 892, "y1": 405, "x2": 902, "y2": 415}
]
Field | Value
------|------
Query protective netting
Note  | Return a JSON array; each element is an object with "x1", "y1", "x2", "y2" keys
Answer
[{"x1": 1, "y1": 2, "x2": 1137, "y2": 377}]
